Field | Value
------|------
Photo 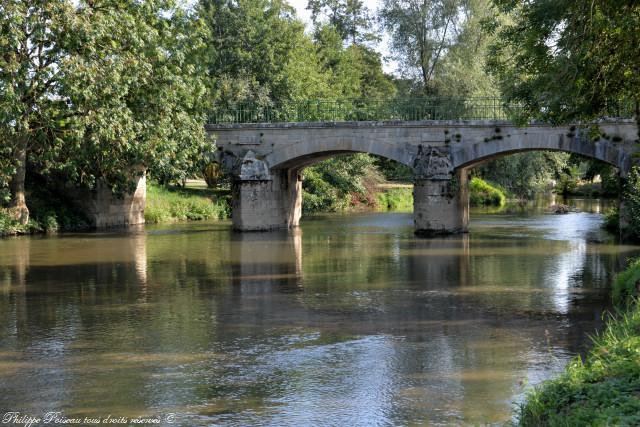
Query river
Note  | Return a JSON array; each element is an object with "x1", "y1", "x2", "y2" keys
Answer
[{"x1": 1, "y1": 198, "x2": 638, "y2": 426}]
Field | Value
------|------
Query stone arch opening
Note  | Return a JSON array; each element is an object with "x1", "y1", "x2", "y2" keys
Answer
[
  {"x1": 276, "y1": 151, "x2": 414, "y2": 217},
  {"x1": 451, "y1": 137, "x2": 629, "y2": 172},
  {"x1": 265, "y1": 139, "x2": 415, "y2": 171}
]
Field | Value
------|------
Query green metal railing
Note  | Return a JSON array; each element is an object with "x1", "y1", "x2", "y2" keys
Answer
[
  {"x1": 207, "y1": 97, "x2": 523, "y2": 124},
  {"x1": 207, "y1": 97, "x2": 637, "y2": 125}
]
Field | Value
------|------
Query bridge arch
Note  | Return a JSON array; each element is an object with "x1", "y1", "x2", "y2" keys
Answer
[
  {"x1": 264, "y1": 138, "x2": 415, "y2": 170},
  {"x1": 451, "y1": 134, "x2": 631, "y2": 172}
]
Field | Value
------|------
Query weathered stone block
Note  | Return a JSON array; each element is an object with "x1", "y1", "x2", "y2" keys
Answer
[{"x1": 69, "y1": 175, "x2": 146, "y2": 228}]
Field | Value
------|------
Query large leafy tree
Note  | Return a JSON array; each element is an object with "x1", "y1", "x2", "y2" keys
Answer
[
  {"x1": 433, "y1": 0, "x2": 498, "y2": 97},
  {"x1": 487, "y1": 0, "x2": 640, "y2": 125},
  {"x1": 0, "y1": 0, "x2": 75, "y2": 223},
  {"x1": 198, "y1": 0, "x2": 309, "y2": 109},
  {"x1": 307, "y1": 0, "x2": 376, "y2": 45},
  {"x1": 379, "y1": 0, "x2": 466, "y2": 93},
  {"x1": 314, "y1": 24, "x2": 396, "y2": 100},
  {"x1": 57, "y1": 0, "x2": 210, "y2": 189},
  {"x1": 0, "y1": 0, "x2": 209, "y2": 223}
]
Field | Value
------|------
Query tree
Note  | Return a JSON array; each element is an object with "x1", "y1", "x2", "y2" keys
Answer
[
  {"x1": 307, "y1": 0, "x2": 375, "y2": 44},
  {"x1": 475, "y1": 152, "x2": 570, "y2": 201},
  {"x1": 487, "y1": 0, "x2": 640, "y2": 126},
  {"x1": 432, "y1": 0, "x2": 499, "y2": 97},
  {"x1": 0, "y1": 0, "x2": 211, "y2": 224},
  {"x1": 198, "y1": 0, "x2": 308, "y2": 109},
  {"x1": 57, "y1": 0, "x2": 211, "y2": 190},
  {"x1": 379, "y1": 0, "x2": 465, "y2": 93},
  {"x1": 0, "y1": 0, "x2": 76, "y2": 223}
]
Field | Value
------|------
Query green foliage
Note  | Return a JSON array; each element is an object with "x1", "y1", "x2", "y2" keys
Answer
[
  {"x1": 622, "y1": 166, "x2": 640, "y2": 241},
  {"x1": 199, "y1": 0, "x2": 318, "y2": 109},
  {"x1": 145, "y1": 184, "x2": 230, "y2": 223},
  {"x1": 433, "y1": 0, "x2": 499, "y2": 98},
  {"x1": 0, "y1": 210, "x2": 33, "y2": 236},
  {"x1": 469, "y1": 177, "x2": 505, "y2": 206},
  {"x1": 488, "y1": 0, "x2": 640, "y2": 125},
  {"x1": 376, "y1": 187, "x2": 413, "y2": 211},
  {"x1": 518, "y1": 268, "x2": 640, "y2": 425},
  {"x1": 0, "y1": 179, "x2": 90, "y2": 236},
  {"x1": 374, "y1": 157, "x2": 413, "y2": 181},
  {"x1": 302, "y1": 154, "x2": 379, "y2": 213},
  {"x1": 603, "y1": 207, "x2": 620, "y2": 234},
  {"x1": 380, "y1": 0, "x2": 467, "y2": 92},
  {"x1": 0, "y1": 0, "x2": 211, "y2": 218},
  {"x1": 476, "y1": 152, "x2": 570, "y2": 200},
  {"x1": 307, "y1": 0, "x2": 376, "y2": 44},
  {"x1": 612, "y1": 259, "x2": 640, "y2": 306},
  {"x1": 60, "y1": 1, "x2": 211, "y2": 190},
  {"x1": 554, "y1": 164, "x2": 580, "y2": 196}
]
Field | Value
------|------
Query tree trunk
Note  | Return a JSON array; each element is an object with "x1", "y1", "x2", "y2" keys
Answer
[{"x1": 9, "y1": 141, "x2": 29, "y2": 225}]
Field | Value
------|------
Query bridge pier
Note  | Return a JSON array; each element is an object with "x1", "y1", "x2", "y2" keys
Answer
[
  {"x1": 231, "y1": 152, "x2": 302, "y2": 231},
  {"x1": 413, "y1": 146, "x2": 469, "y2": 236},
  {"x1": 413, "y1": 170, "x2": 469, "y2": 236}
]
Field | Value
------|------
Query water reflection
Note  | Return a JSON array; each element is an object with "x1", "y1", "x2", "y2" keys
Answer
[{"x1": 0, "y1": 207, "x2": 638, "y2": 425}]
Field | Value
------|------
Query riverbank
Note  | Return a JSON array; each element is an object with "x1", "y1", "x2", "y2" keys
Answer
[
  {"x1": 0, "y1": 177, "x2": 529, "y2": 236},
  {"x1": 144, "y1": 183, "x2": 229, "y2": 223},
  {"x1": 517, "y1": 259, "x2": 640, "y2": 426},
  {"x1": 0, "y1": 182, "x2": 231, "y2": 236}
]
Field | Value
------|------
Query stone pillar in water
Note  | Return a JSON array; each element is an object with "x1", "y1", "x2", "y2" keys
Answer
[
  {"x1": 412, "y1": 146, "x2": 469, "y2": 235},
  {"x1": 231, "y1": 151, "x2": 302, "y2": 231}
]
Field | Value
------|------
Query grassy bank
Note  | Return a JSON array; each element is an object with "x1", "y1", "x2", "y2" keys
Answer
[
  {"x1": 144, "y1": 183, "x2": 230, "y2": 223},
  {"x1": 0, "y1": 182, "x2": 230, "y2": 236},
  {"x1": 470, "y1": 177, "x2": 506, "y2": 206},
  {"x1": 517, "y1": 259, "x2": 640, "y2": 426},
  {"x1": 376, "y1": 186, "x2": 413, "y2": 211}
]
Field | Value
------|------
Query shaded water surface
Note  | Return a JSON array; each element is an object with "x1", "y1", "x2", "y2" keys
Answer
[{"x1": 1, "y1": 199, "x2": 638, "y2": 425}]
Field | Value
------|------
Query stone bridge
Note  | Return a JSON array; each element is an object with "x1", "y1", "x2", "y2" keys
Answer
[{"x1": 207, "y1": 119, "x2": 639, "y2": 235}]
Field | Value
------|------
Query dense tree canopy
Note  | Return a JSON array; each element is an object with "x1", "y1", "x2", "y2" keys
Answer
[
  {"x1": 487, "y1": 0, "x2": 640, "y2": 124},
  {"x1": 308, "y1": 0, "x2": 376, "y2": 44},
  {"x1": 0, "y1": 0, "x2": 211, "y2": 223}
]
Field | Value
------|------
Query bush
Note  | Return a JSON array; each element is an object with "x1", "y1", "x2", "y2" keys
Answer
[
  {"x1": 469, "y1": 177, "x2": 506, "y2": 206},
  {"x1": 622, "y1": 166, "x2": 640, "y2": 240},
  {"x1": 603, "y1": 207, "x2": 620, "y2": 234},
  {"x1": 612, "y1": 258, "x2": 640, "y2": 305},
  {"x1": 302, "y1": 154, "x2": 381, "y2": 214}
]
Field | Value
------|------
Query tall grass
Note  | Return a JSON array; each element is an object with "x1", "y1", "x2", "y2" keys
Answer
[
  {"x1": 145, "y1": 184, "x2": 230, "y2": 223},
  {"x1": 376, "y1": 187, "x2": 413, "y2": 211}
]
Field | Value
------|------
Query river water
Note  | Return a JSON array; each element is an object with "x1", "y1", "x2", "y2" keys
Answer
[{"x1": 1, "y1": 198, "x2": 638, "y2": 426}]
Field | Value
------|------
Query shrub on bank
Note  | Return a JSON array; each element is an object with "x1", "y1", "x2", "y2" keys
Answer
[
  {"x1": 145, "y1": 183, "x2": 230, "y2": 223},
  {"x1": 517, "y1": 259, "x2": 640, "y2": 426},
  {"x1": 469, "y1": 177, "x2": 506, "y2": 206},
  {"x1": 621, "y1": 166, "x2": 640, "y2": 241},
  {"x1": 603, "y1": 207, "x2": 620, "y2": 234}
]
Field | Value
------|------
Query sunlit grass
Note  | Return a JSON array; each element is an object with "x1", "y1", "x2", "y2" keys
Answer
[
  {"x1": 517, "y1": 259, "x2": 640, "y2": 426},
  {"x1": 145, "y1": 183, "x2": 230, "y2": 223}
]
